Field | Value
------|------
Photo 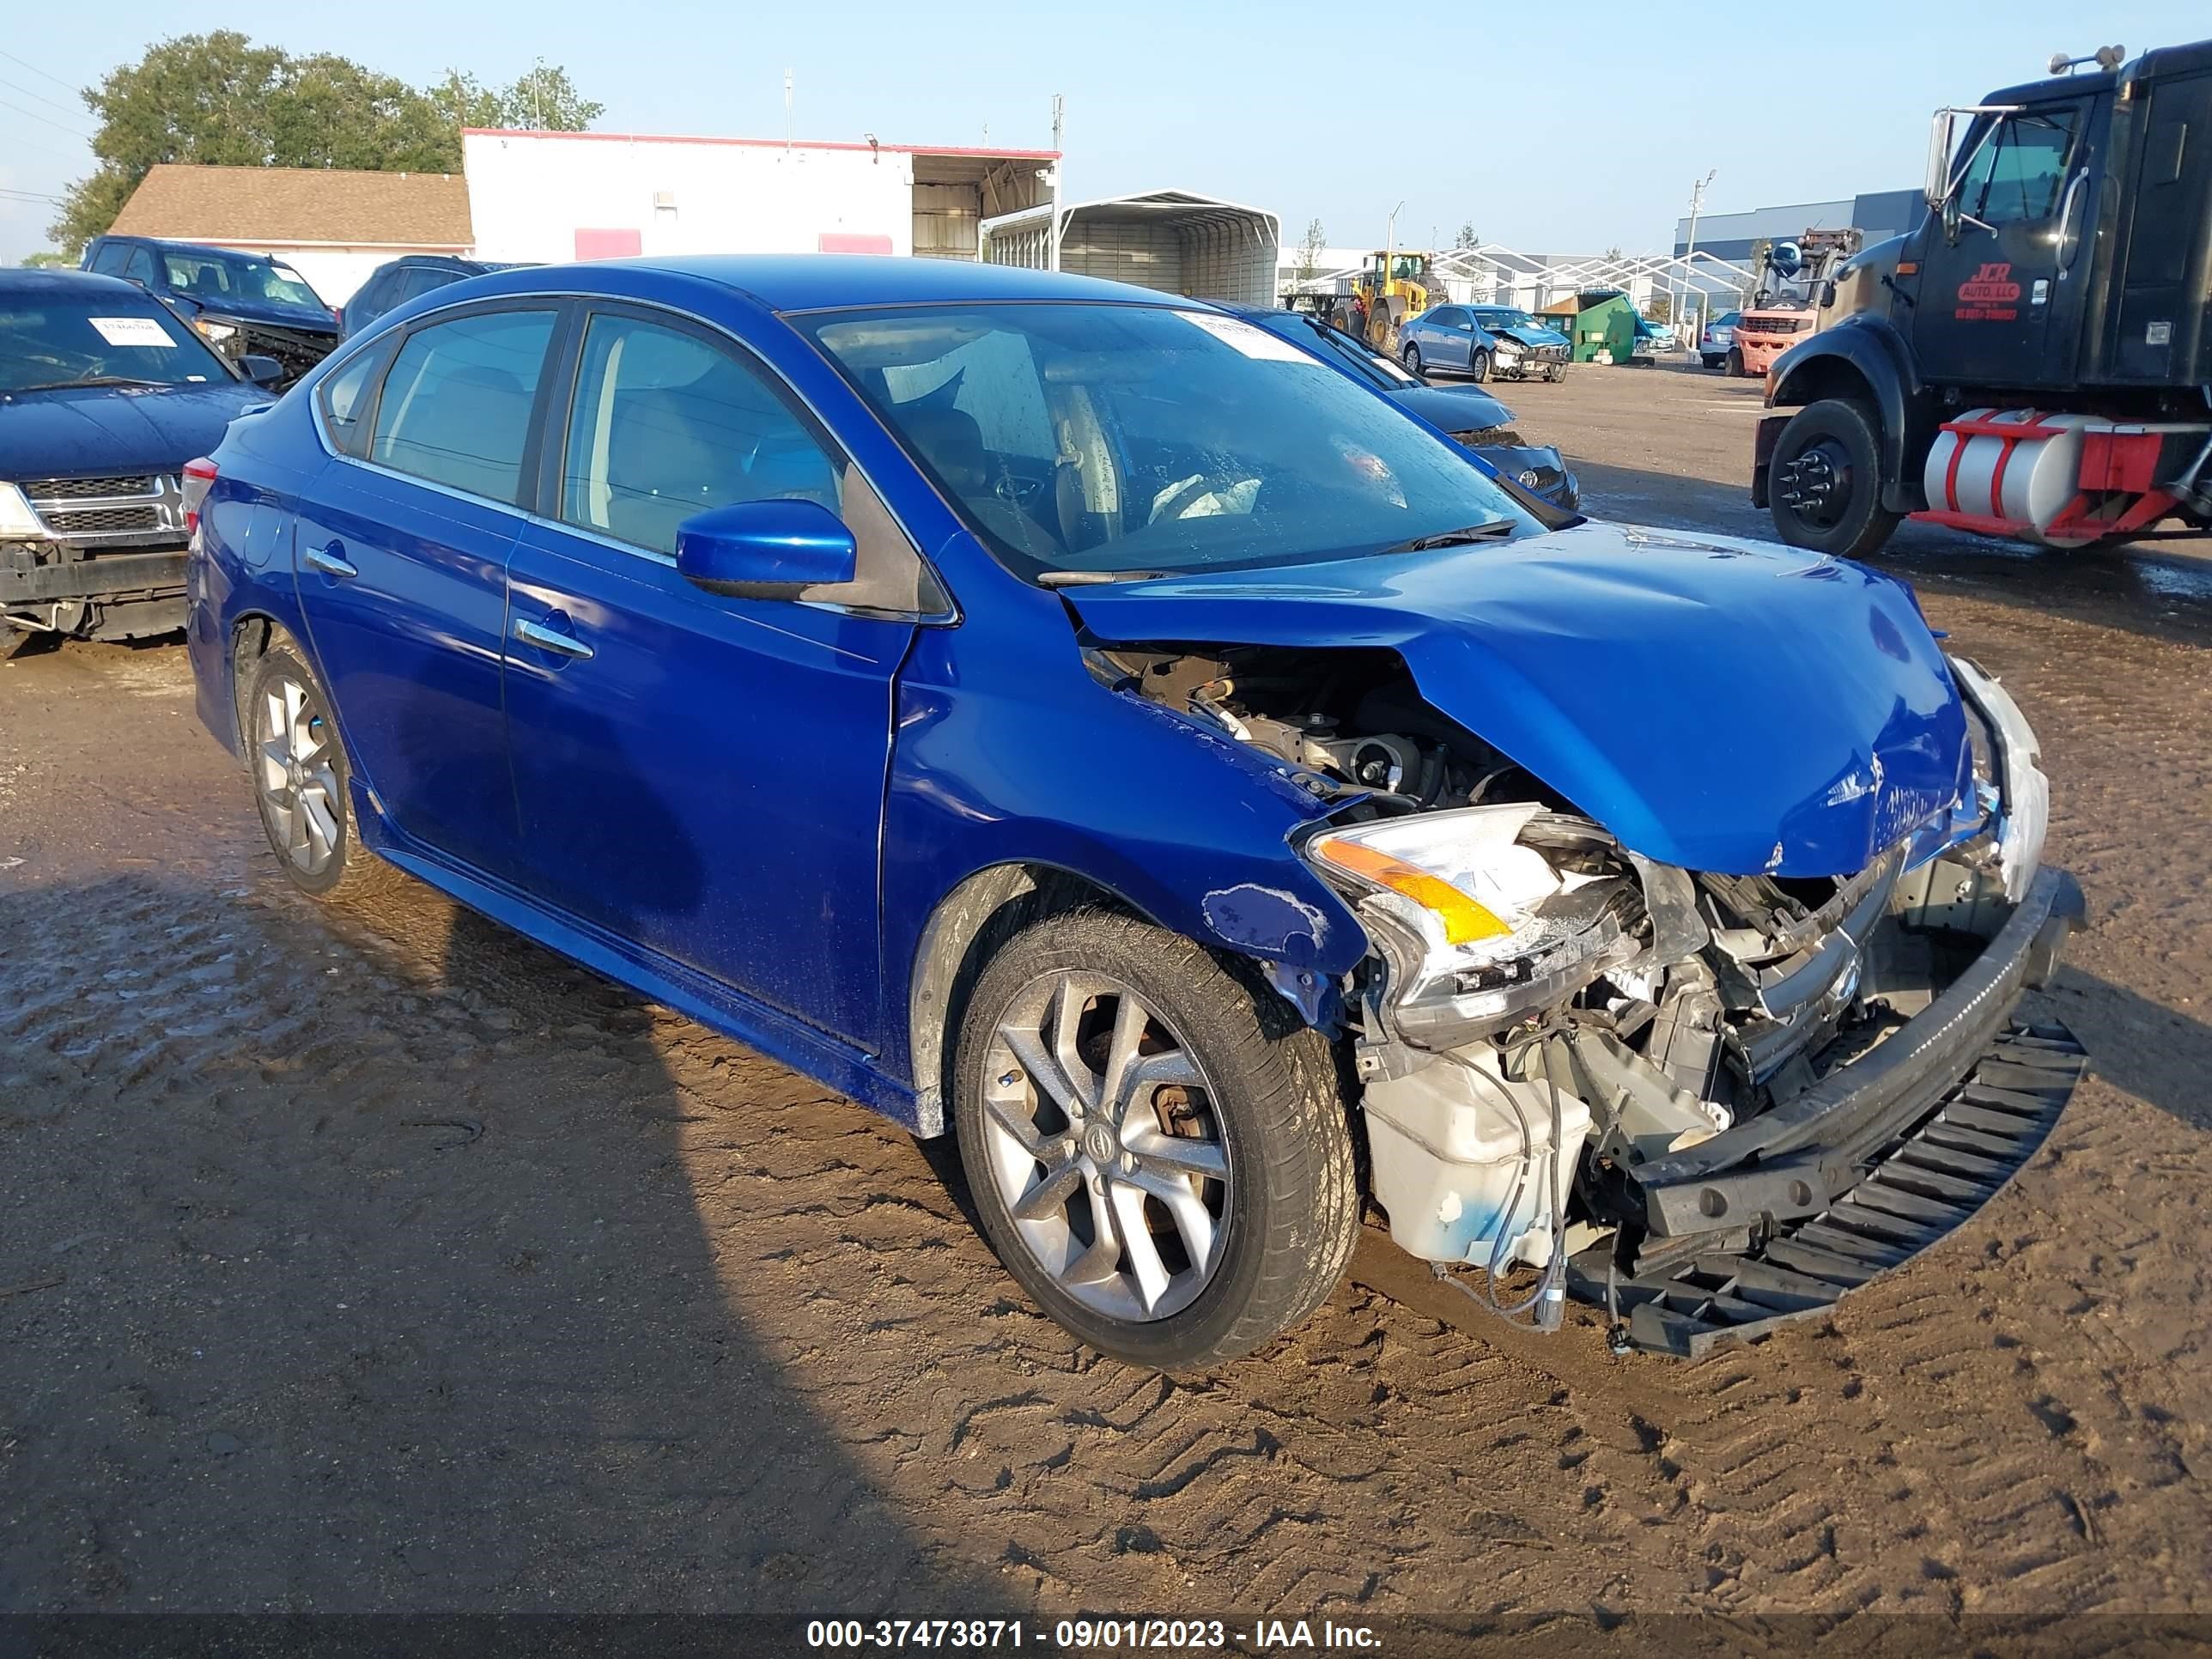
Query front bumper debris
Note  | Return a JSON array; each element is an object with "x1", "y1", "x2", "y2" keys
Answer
[
  {"x1": 1568, "y1": 865, "x2": 2087, "y2": 1356},
  {"x1": 1, "y1": 548, "x2": 185, "y2": 607},
  {"x1": 1570, "y1": 1019, "x2": 2085, "y2": 1357}
]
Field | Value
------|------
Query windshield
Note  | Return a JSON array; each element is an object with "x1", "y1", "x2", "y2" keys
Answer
[
  {"x1": 1476, "y1": 309, "x2": 1539, "y2": 331},
  {"x1": 160, "y1": 248, "x2": 325, "y2": 315},
  {"x1": 802, "y1": 302, "x2": 1539, "y2": 581},
  {"x1": 0, "y1": 295, "x2": 234, "y2": 392}
]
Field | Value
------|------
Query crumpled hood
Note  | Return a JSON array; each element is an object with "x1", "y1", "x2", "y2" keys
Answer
[
  {"x1": 1496, "y1": 324, "x2": 1571, "y2": 350},
  {"x1": 1068, "y1": 520, "x2": 1969, "y2": 878},
  {"x1": 0, "y1": 382, "x2": 264, "y2": 482},
  {"x1": 177, "y1": 293, "x2": 337, "y2": 335}
]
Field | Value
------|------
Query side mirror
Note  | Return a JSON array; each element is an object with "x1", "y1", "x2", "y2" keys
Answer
[
  {"x1": 675, "y1": 499, "x2": 856, "y2": 600},
  {"x1": 237, "y1": 354, "x2": 284, "y2": 386},
  {"x1": 1924, "y1": 108, "x2": 1958, "y2": 207}
]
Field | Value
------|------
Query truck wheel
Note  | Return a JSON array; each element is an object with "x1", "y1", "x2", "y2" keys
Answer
[
  {"x1": 1767, "y1": 398, "x2": 1903, "y2": 561},
  {"x1": 243, "y1": 643, "x2": 400, "y2": 903},
  {"x1": 1726, "y1": 348, "x2": 1746, "y2": 377},
  {"x1": 953, "y1": 910, "x2": 1358, "y2": 1370}
]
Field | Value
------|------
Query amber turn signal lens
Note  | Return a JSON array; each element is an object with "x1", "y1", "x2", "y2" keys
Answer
[{"x1": 1310, "y1": 835, "x2": 1511, "y2": 946}]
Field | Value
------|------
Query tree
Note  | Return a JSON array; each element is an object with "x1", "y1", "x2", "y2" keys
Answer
[
  {"x1": 51, "y1": 33, "x2": 600, "y2": 254},
  {"x1": 1296, "y1": 217, "x2": 1328, "y2": 286},
  {"x1": 433, "y1": 60, "x2": 604, "y2": 133},
  {"x1": 21, "y1": 252, "x2": 71, "y2": 268},
  {"x1": 1454, "y1": 220, "x2": 1479, "y2": 250}
]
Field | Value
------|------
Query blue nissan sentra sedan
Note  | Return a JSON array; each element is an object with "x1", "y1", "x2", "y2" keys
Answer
[{"x1": 184, "y1": 257, "x2": 2084, "y2": 1368}]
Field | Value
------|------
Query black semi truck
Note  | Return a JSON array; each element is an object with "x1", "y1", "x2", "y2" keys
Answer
[{"x1": 1754, "y1": 39, "x2": 2212, "y2": 558}]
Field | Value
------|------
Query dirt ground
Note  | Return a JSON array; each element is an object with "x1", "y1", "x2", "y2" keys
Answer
[{"x1": 3, "y1": 364, "x2": 2209, "y2": 1625}]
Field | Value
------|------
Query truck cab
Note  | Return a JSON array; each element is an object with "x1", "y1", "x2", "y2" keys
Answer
[{"x1": 1753, "y1": 39, "x2": 2212, "y2": 559}]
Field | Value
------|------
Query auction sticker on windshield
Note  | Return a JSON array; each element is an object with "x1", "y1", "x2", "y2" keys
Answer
[
  {"x1": 1176, "y1": 311, "x2": 1321, "y2": 364},
  {"x1": 89, "y1": 316, "x2": 178, "y2": 348}
]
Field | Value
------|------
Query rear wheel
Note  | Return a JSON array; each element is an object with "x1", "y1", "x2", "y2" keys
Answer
[
  {"x1": 953, "y1": 911, "x2": 1358, "y2": 1370},
  {"x1": 244, "y1": 643, "x2": 399, "y2": 902},
  {"x1": 1470, "y1": 349, "x2": 1492, "y2": 383},
  {"x1": 1767, "y1": 398, "x2": 1903, "y2": 561},
  {"x1": 1401, "y1": 341, "x2": 1424, "y2": 376}
]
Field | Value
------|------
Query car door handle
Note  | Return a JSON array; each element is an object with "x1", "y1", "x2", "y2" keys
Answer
[
  {"x1": 513, "y1": 616, "x2": 593, "y2": 660},
  {"x1": 303, "y1": 544, "x2": 356, "y2": 579}
]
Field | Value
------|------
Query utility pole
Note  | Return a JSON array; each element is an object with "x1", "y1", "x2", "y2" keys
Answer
[
  {"x1": 783, "y1": 70, "x2": 793, "y2": 149},
  {"x1": 1048, "y1": 94, "x2": 1065, "y2": 273},
  {"x1": 1679, "y1": 169, "x2": 1716, "y2": 336}
]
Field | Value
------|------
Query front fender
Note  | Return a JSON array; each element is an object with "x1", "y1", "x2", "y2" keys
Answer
[
  {"x1": 1765, "y1": 318, "x2": 1934, "y2": 514},
  {"x1": 880, "y1": 608, "x2": 1369, "y2": 1092}
]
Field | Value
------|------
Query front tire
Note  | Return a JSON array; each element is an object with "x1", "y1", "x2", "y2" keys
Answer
[
  {"x1": 953, "y1": 911, "x2": 1358, "y2": 1370},
  {"x1": 243, "y1": 643, "x2": 398, "y2": 902},
  {"x1": 1725, "y1": 347, "x2": 1746, "y2": 378},
  {"x1": 1767, "y1": 398, "x2": 1903, "y2": 561}
]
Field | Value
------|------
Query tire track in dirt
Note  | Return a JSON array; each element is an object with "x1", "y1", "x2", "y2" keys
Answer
[{"x1": 5, "y1": 516, "x2": 2210, "y2": 1615}]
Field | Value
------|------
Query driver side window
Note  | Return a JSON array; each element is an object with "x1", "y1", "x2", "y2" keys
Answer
[
  {"x1": 561, "y1": 311, "x2": 937, "y2": 613},
  {"x1": 1958, "y1": 107, "x2": 2080, "y2": 226}
]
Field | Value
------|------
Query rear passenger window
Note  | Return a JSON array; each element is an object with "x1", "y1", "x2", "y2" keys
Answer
[
  {"x1": 370, "y1": 310, "x2": 555, "y2": 502},
  {"x1": 398, "y1": 267, "x2": 456, "y2": 303}
]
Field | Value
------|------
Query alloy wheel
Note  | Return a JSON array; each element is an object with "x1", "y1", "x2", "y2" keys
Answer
[
  {"x1": 254, "y1": 672, "x2": 343, "y2": 877},
  {"x1": 977, "y1": 971, "x2": 1232, "y2": 1322}
]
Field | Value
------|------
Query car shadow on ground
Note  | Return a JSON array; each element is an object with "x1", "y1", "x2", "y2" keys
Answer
[
  {"x1": 0, "y1": 866, "x2": 1024, "y2": 1617},
  {"x1": 2037, "y1": 969, "x2": 2212, "y2": 1133}
]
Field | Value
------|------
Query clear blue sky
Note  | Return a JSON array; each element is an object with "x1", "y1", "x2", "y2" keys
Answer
[{"x1": 3, "y1": 1, "x2": 2207, "y2": 264}]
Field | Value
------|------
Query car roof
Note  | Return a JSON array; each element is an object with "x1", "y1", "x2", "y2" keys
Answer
[
  {"x1": 0, "y1": 267, "x2": 150, "y2": 298},
  {"x1": 97, "y1": 236, "x2": 294, "y2": 260},
  {"x1": 463, "y1": 254, "x2": 1197, "y2": 313}
]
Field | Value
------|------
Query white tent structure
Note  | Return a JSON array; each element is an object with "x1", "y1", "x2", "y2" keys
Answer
[
  {"x1": 1285, "y1": 241, "x2": 1761, "y2": 334},
  {"x1": 982, "y1": 189, "x2": 1281, "y2": 307}
]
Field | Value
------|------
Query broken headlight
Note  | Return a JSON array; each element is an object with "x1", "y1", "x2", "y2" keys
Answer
[{"x1": 1305, "y1": 803, "x2": 1635, "y2": 1044}]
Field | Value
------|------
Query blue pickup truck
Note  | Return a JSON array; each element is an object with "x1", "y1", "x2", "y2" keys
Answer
[{"x1": 1, "y1": 269, "x2": 276, "y2": 654}]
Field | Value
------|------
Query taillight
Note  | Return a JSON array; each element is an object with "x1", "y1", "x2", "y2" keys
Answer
[{"x1": 181, "y1": 456, "x2": 218, "y2": 537}]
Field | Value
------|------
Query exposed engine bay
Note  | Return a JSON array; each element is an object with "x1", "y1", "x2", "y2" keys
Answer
[{"x1": 1090, "y1": 641, "x2": 2068, "y2": 1336}]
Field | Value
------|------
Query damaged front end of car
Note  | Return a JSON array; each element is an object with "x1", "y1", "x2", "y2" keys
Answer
[{"x1": 1085, "y1": 634, "x2": 2085, "y2": 1357}]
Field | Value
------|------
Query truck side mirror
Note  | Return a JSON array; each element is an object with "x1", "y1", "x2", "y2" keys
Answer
[
  {"x1": 1941, "y1": 191, "x2": 1966, "y2": 243},
  {"x1": 1924, "y1": 109, "x2": 1958, "y2": 208}
]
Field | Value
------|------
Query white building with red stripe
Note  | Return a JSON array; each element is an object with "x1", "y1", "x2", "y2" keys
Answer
[{"x1": 459, "y1": 129, "x2": 1059, "y2": 267}]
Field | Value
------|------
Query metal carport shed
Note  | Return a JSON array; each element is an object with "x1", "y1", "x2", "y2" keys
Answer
[{"x1": 981, "y1": 190, "x2": 1281, "y2": 307}]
